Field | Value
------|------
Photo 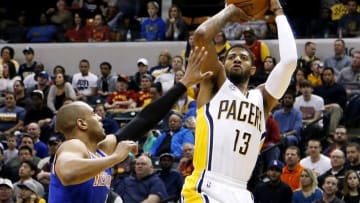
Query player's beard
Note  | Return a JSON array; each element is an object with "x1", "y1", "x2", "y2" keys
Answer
[{"x1": 226, "y1": 69, "x2": 251, "y2": 86}]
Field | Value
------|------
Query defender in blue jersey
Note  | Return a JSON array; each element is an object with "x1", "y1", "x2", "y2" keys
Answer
[{"x1": 48, "y1": 47, "x2": 212, "y2": 203}]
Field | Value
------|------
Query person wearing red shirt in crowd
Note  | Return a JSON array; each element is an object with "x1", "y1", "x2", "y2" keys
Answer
[
  {"x1": 86, "y1": 14, "x2": 110, "y2": 42},
  {"x1": 64, "y1": 12, "x2": 86, "y2": 42},
  {"x1": 104, "y1": 74, "x2": 137, "y2": 112},
  {"x1": 135, "y1": 74, "x2": 153, "y2": 108}
]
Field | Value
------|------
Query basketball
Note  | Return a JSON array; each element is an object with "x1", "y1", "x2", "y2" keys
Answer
[{"x1": 226, "y1": 0, "x2": 270, "y2": 20}]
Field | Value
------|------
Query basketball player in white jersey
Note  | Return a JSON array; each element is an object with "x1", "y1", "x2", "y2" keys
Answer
[{"x1": 181, "y1": 0, "x2": 298, "y2": 202}]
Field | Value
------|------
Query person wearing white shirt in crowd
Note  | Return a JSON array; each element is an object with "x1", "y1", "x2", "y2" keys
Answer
[
  {"x1": 154, "y1": 56, "x2": 184, "y2": 93},
  {"x1": 300, "y1": 139, "x2": 331, "y2": 177},
  {"x1": 72, "y1": 59, "x2": 98, "y2": 102}
]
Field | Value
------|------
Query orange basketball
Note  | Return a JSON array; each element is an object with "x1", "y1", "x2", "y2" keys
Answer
[{"x1": 226, "y1": 0, "x2": 270, "y2": 20}]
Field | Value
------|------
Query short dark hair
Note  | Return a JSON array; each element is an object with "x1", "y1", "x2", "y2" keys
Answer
[
  {"x1": 18, "y1": 145, "x2": 33, "y2": 155},
  {"x1": 322, "y1": 67, "x2": 335, "y2": 74},
  {"x1": 1, "y1": 46, "x2": 15, "y2": 58},
  {"x1": 224, "y1": 44, "x2": 255, "y2": 66},
  {"x1": 100, "y1": 61, "x2": 112, "y2": 70}
]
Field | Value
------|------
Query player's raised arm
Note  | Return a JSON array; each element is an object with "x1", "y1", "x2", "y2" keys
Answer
[
  {"x1": 261, "y1": 0, "x2": 298, "y2": 116},
  {"x1": 100, "y1": 47, "x2": 212, "y2": 151},
  {"x1": 194, "y1": 5, "x2": 250, "y2": 107}
]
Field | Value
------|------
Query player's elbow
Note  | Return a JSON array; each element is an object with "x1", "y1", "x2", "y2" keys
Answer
[
  {"x1": 58, "y1": 170, "x2": 78, "y2": 186},
  {"x1": 193, "y1": 28, "x2": 209, "y2": 45}
]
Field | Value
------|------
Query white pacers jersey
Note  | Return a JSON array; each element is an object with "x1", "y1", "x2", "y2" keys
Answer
[{"x1": 204, "y1": 79, "x2": 266, "y2": 182}]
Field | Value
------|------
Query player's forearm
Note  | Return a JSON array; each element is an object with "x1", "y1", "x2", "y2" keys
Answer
[
  {"x1": 193, "y1": 5, "x2": 238, "y2": 45},
  {"x1": 264, "y1": 14, "x2": 297, "y2": 99},
  {"x1": 58, "y1": 154, "x2": 122, "y2": 185},
  {"x1": 115, "y1": 83, "x2": 187, "y2": 142}
]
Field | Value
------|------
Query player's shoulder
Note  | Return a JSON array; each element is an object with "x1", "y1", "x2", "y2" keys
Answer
[{"x1": 56, "y1": 139, "x2": 88, "y2": 155}]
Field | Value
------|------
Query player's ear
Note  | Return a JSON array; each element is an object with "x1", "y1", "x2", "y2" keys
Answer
[
  {"x1": 250, "y1": 66, "x2": 256, "y2": 75},
  {"x1": 77, "y1": 118, "x2": 88, "y2": 130}
]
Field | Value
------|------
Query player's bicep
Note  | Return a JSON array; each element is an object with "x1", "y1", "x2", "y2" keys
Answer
[
  {"x1": 54, "y1": 141, "x2": 88, "y2": 177},
  {"x1": 98, "y1": 134, "x2": 117, "y2": 154}
]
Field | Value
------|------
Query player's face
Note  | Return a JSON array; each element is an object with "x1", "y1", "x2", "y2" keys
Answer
[
  {"x1": 83, "y1": 104, "x2": 105, "y2": 140},
  {"x1": 224, "y1": 47, "x2": 255, "y2": 85}
]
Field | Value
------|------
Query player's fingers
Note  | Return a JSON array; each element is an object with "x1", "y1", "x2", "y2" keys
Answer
[{"x1": 200, "y1": 71, "x2": 214, "y2": 80}]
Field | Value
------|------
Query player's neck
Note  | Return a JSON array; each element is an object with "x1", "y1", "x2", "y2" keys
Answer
[{"x1": 236, "y1": 83, "x2": 248, "y2": 95}]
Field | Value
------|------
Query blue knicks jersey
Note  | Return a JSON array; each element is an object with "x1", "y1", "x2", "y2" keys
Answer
[{"x1": 48, "y1": 149, "x2": 112, "y2": 203}]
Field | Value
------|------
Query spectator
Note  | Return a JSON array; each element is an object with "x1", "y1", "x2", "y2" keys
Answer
[
  {"x1": 13, "y1": 160, "x2": 44, "y2": 198},
  {"x1": 18, "y1": 47, "x2": 37, "y2": 80},
  {"x1": 72, "y1": 59, "x2": 98, "y2": 103},
  {"x1": 338, "y1": 0, "x2": 360, "y2": 38},
  {"x1": 26, "y1": 71, "x2": 51, "y2": 106},
  {"x1": 281, "y1": 146, "x2": 304, "y2": 191},
  {"x1": 2, "y1": 145, "x2": 40, "y2": 182},
  {"x1": 26, "y1": 12, "x2": 58, "y2": 42},
  {"x1": 323, "y1": 125, "x2": 349, "y2": 157},
  {"x1": 300, "y1": 139, "x2": 331, "y2": 177},
  {"x1": 94, "y1": 104, "x2": 119, "y2": 134},
  {"x1": 249, "y1": 56, "x2": 277, "y2": 88},
  {"x1": 292, "y1": 168, "x2": 323, "y2": 203},
  {"x1": 165, "y1": 4, "x2": 188, "y2": 41},
  {"x1": 289, "y1": 68, "x2": 306, "y2": 97},
  {"x1": 242, "y1": 27, "x2": 270, "y2": 75},
  {"x1": 253, "y1": 160, "x2": 293, "y2": 203},
  {"x1": 214, "y1": 31, "x2": 231, "y2": 61},
  {"x1": 346, "y1": 142, "x2": 360, "y2": 175},
  {"x1": 0, "y1": 178, "x2": 14, "y2": 203},
  {"x1": 337, "y1": 50, "x2": 360, "y2": 126},
  {"x1": 154, "y1": 56, "x2": 184, "y2": 94},
  {"x1": 181, "y1": 31, "x2": 195, "y2": 67},
  {"x1": 273, "y1": 90, "x2": 303, "y2": 147},
  {"x1": 3, "y1": 134, "x2": 18, "y2": 164},
  {"x1": 156, "y1": 153, "x2": 183, "y2": 202},
  {"x1": 323, "y1": 39, "x2": 352, "y2": 76},
  {"x1": 26, "y1": 123, "x2": 48, "y2": 158},
  {"x1": 128, "y1": 58, "x2": 150, "y2": 92},
  {"x1": 23, "y1": 63, "x2": 44, "y2": 90},
  {"x1": 141, "y1": 1, "x2": 166, "y2": 41},
  {"x1": 47, "y1": 72, "x2": 76, "y2": 113},
  {"x1": 135, "y1": 74, "x2": 153, "y2": 109},
  {"x1": 150, "y1": 112, "x2": 194, "y2": 160},
  {"x1": 64, "y1": 12, "x2": 86, "y2": 42},
  {"x1": 259, "y1": 116, "x2": 281, "y2": 167},
  {"x1": 0, "y1": 61, "x2": 21, "y2": 97},
  {"x1": 81, "y1": 0, "x2": 103, "y2": 20},
  {"x1": 307, "y1": 59, "x2": 323, "y2": 88},
  {"x1": 13, "y1": 80, "x2": 31, "y2": 110},
  {"x1": 50, "y1": 0, "x2": 73, "y2": 32},
  {"x1": 104, "y1": 74, "x2": 137, "y2": 112},
  {"x1": 297, "y1": 41, "x2": 318, "y2": 77},
  {"x1": 0, "y1": 46, "x2": 20, "y2": 78},
  {"x1": 16, "y1": 180, "x2": 46, "y2": 203},
  {"x1": 52, "y1": 65, "x2": 72, "y2": 84},
  {"x1": 85, "y1": 14, "x2": 110, "y2": 42},
  {"x1": 309, "y1": 7, "x2": 337, "y2": 38},
  {"x1": 149, "y1": 50, "x2": 172, "y2": 79},
  {"x1": 177, "y1": 143, "x2": 194, "y2": 178},
  {"x1": 96, "y1": 62, "x2": 118, "y2": 102},
  {"x1": 314, "y1": 67, "x2": 346, "y2": 136},
  {"x1": 23, "y1": 90, "x2": 53, "y2": 127},
  {"x1": 318, "y1": 149, "x2": 346, "y2": 192},
  {"x1": 115, "y1": 155, "x2": 168, "y2": 203},
  {"x1": 313, "y1": 175, "x2": 344, "y2": 203},
  {"x1": 0, "y1": 93, "x2": 26, "y2": 136},
  {"x1": 294, "y1": 80, "x2": 325, "y2": 141},
  {"x1": 340, "y1": 170, "x2": 360, "y2": 202}
]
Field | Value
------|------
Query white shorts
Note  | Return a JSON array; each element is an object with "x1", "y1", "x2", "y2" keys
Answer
[{"x1": 182, "y1": 170, "x2": 254, "y2": 203}]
